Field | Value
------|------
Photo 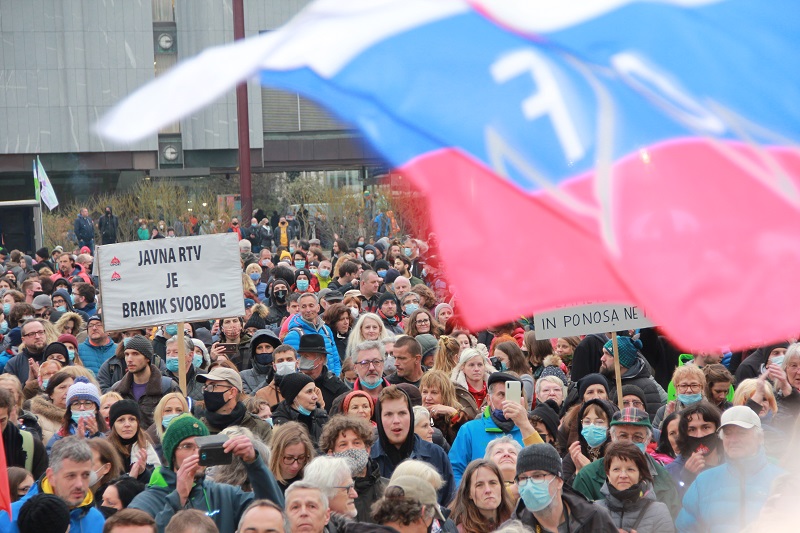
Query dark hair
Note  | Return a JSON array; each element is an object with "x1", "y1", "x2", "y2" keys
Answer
[
  {"x1": 372, "y1": 488, "x2": 430, "y2": 526},
  {"x1": 318, "y1": 414, "x2": 376, "y2": 453},
  {"x1": 45, "y1": 370, "x2": 73, "y2": 397},
  {"x1": 0, "y1": 388, "x2": 15, "y2": 411},
  {"x1": 322, "y1": 303, "x2": 351, "y2": 332},
  {"x1": 7, "y1": 467, "x2": 32, "y2": 502},
  {"x1": 495, "y1": 341, "x2": 530, "y2": 376},
  {"x1": 73, "y1": 282, "x2": 96, "y2": 303},
  {"x1": 164, "y1": 509, "x2": 217, "y2": 533},
  {"x1": 393, "y1": 335, "x2": 422, "y2": 357},
  {"x1": 334, "y1": 238, "x2": 350, "y2": 255},
  {"x1": 703, "y1": 364, "x2": 734, "y2": 398},
  {"x1": 102, "y1": 509, "x2": 156, "y2": 533},
  {"x1": 448, "y1": 460, "x2": 513, "y2": 533},
  {"x1": 603, "y1": 441, "x2": 653, "y2": 485},
  {"x1": 655, "y1": 411, "x2": 680, "y2": 459},
  {"x1": 676, "y1": 401, "x2": 721, "y2": 456}
]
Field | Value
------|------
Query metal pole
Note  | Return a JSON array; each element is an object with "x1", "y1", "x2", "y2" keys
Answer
[
  {"x1": 612, "y1": 332, "x2": 624, "y2": 410},
  {"x1": 233, "y1": 0, "x2": 252, "y2": 222}
]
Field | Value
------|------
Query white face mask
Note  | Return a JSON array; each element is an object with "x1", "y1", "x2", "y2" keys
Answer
[
  {"x1": 349, "y1": 307, "x2": 359, "y2": 319},
  {"x1": 275, "y1": 361, "x2": 297, "y2": 376}
]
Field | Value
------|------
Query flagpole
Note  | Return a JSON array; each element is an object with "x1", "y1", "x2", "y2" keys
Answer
[{"x1": 33, "y1": 157, "x2": 45, "y2": 250}]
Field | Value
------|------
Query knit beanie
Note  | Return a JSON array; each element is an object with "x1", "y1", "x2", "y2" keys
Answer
[
  {"x1": 109, "y1": 399, "x2": 142, "y2": 428},
  {"x1": 621, "y1": 384, "x2": 647, "y2": 409},
  {"x1": 125, "y1": 334, "x2": 154, "y2": 361},
  {"x1": 540, "y1": 364, "x2": 568, "y2": 386},
  {"x1": 43, "y1": 342, "x2": 69, "y2": 360},
  {"x1": 377, "y1": 291, "x2": 398, "y2": 308},
  {"x1": 383, "y1": 269, "x2": 401, "y2": 286},
  {"x1": 66, "y1": 376, "x2": 101, "y2": 409},
  {"x1": 434, "y1": 303, "x2": 453, "y2": 320},
  {"x1": 279, "y1": 372, "x2": 314, "y2": 406},
  {"x1": 162, "y1": 415, "x2": 209, "y2": 468},
  {"x1": 416, "y1": 334, "x2": 438, "y2": 358},
  {"x1": 245, "y1": 313, "x2": 266, "y2": 331},
  {"x1": 603, "y1": 336, "x2": 642, "y2": 368},
  {"x1": 530, "y1": 404, "x2": 560, "y2": 441},
  {"x1": 17, "y1": 494, "x2": 70, "y2": 533},
  {"x1": 516, "y1": 443, "x2": 563, "y2": 478},
  {"x1": 578, "y1": 374, "x2": 609, "y2": 399},
  {"x1": 57, "y1": 333, "x2": 79, "y2": 349}
]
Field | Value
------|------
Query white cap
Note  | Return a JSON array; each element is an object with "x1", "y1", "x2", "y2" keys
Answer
[{"x1": 720, "y1": 405, "x2": 761, "y2": 430}]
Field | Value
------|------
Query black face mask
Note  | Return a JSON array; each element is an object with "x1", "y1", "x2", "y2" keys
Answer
[
  {"x1": 255, "y1": 352, "x2": 274, "y2": 365},
  {"x1": 203, "y1": 390, "x2": 228, "y2": 412},
  {"x1": 686, "y1": 432, "x2": 720, "y2": 454},
  {"x1": 274, "y1": 290, "x2": 288, "y2": 304},
  {"x1": 607, "y1": 480, "x2": 644, "y2": 503},
  {"x1": 100, "y1": 506, "x2": 118, "y2": 518}
]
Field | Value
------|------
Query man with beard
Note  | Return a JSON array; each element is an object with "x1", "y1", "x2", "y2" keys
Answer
[
  {"x1": 350, "y1": 341, "x2": 391, "y2": 402},
  {"x1": 4, "y1": 319, "x2": 48, "y2": 384},
  {"x1": 599, "y1": 336, "x2": 667, "y2": 421},
  {"x1": 78, "y1": 315, "x2": 117, "y2": 376},
  {"x1": 129, "y1": 415, "x2": 283, "y2": 531},
  {"x1": 376, "y1": 293, "x2": 403, "y2": 335}
]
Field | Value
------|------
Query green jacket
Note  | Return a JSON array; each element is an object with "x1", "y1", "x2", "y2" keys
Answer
[
  {"x1": 128, "y1": 452, "x2": 283, "y2": 533},
  {"x1": 571, "y1": 454, "x2": 680, "y2": 518}
]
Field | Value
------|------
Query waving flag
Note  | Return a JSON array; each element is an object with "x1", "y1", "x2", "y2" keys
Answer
[
  {"x1": 97, "y1": 0, "x2": 800, "y2": 351},
  {"x1": 34, "y1": 156, "x2": 59, "y2": 211}
]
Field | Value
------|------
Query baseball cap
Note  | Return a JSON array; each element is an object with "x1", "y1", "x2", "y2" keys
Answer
[
  {"x1": 196, "y1": 367, "x2": 243, "y2": 391},
  {"x1": 610, "y1": 407, "x2": 653, "y2": 429},
  {"x1": 385, "y1": 476, "x2": 445, "y2": 521},
  {"x1": 720, "y1": 405, "x2": 761, "y2": 430},
  {"x1": 32, "y1": 294, "x2": 52, "y2": 310}
]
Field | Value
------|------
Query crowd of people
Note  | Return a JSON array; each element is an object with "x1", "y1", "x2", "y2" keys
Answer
[{"x1": 0, "y1": 227, "x2": 797, "y2": 533}]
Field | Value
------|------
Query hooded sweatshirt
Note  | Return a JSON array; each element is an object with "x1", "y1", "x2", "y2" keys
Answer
[{"x1": 240, "y1": 329, "x2": 279, "y2": 393}]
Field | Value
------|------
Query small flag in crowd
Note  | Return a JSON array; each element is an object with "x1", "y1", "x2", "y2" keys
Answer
[{"x1": 34, "y1": 156, "x2": 59, "y2": 211}]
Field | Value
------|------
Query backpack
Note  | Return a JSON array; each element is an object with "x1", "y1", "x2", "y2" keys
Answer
[{"x1": 20, "y1": 429, "x2": 34, "y2": 473}]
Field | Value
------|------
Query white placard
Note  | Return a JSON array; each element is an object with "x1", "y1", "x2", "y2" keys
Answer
[
  {"x1": 96, "y1": 233, "x2": 245, "y2": 331},
  {"x1": 534, "y1": 303, "x2": 655, "y2": 339}
]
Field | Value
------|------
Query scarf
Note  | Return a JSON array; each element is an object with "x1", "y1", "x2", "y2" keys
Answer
[
  {"x1": 467, "y1": 381, "x2": 487, "y2": 407},
  {"x1": 378, "y1": 309, "x2": 399, "y2": 327},
  {"x1": 204, "y1": 401, "x2": 247, "y2": 429},
  {"x1": 489, "y1": 408, "x2": 516, "y2": 433}
]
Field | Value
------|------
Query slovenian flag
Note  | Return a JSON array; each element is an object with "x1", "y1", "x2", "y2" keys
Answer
[{"x1": 97, "y1": 0, "x2": 800, "y2": 351}]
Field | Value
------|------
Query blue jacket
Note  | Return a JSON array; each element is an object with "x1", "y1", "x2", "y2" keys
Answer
[
  {"x1": 371, "y1": 434, "x2": 455, "y2": 506},
  {"x1": 78, "y1": 337, "x2": 117, "y2": 376},
  {"x1": 1, "y1": 476, "x2": 105, "y2": 533},
  {"x1": 676, "y1": 449, "x2": 785, "y2": 533},
  {"x1": 448, "y1": 408, "x2": 524, "y2": 486},
  {"x1": 283, "y1": 314, "x2": 341, "y2": 376}
]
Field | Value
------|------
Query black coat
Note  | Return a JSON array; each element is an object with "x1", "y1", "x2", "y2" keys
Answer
[
  {"x1": 271, "y1": 401, "x2": 328, "y2": 444},
  {"x1": 509, "y1": 484, "x2": 617, "y2": 533},
  {"x1": 354, "y1": 459, "x2": 388, "y2": 524},
  {"x1": 314, "y1": 368, "x2": 351, "y2": 414},
  {"x1": 570, "y1": 334, "x2": 609, "y2": 383}
]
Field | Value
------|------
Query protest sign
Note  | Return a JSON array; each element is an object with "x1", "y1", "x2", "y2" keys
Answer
[
  {"x1": 96, "y1": 233, "x2": 244, "y2": 331},
  {"x1": 534, "y1": 303, "x2": 655, "y2": 340}
]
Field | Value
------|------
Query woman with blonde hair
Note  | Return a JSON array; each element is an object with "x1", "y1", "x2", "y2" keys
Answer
[
  {"x1": 451, "y1": 347, "x2": 495, "y2": 409},
  {"x1": 431, "y1": 335, "x2": 461, "y2": 376},
  {"x1": 99, "y1": 391, "x2": 122, "y2": 428},
  {"x1": 147, "y1": 392, "x2": 190, "y2": 453},
  {"x1": 268, "y1": 421, "x2": 316, "y2": 494},
  {"x1": 420, "y1": 370, "x2": 476, "y2": 444},
  {"x1": 345, "y1": 312, "x2": 390, "y2": 361}
]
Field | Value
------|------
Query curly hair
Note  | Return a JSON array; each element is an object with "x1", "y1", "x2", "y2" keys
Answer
[{"x1": 318, "y1": 414, "x2": 375, "y2": 453}]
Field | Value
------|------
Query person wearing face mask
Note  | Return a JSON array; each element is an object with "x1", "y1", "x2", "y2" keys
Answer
[
  {"x1": 98, "y1": 205, "x2": 119, "y2": 244},
  {"x1": 241, "y1": 329, "x2": 281, "y2": 394},
  {"x1": 163, "y1": 336, "x2": 204, "y2": 404},
  {"x1": 272, "y1": 372, "x2": 328, "y2": 442},
  {"x1": 47, "y1": 377, "x2": 107, "y2": 452},
  {"x1": 511, "y1": 443, "x2": 617, "y2": 532},
  {"x1": 562, "y1": 398, "x2": 618, "y2": 484},
  {"x1": 197, "y1": 367, "x2": 273, "y2": 444},
  {"x1": 654, "y1": 365, "x2": 707, "y2": 429},
  {"x1": 246, "y1": 264, "x2": 268, "y2": 301},
  {"x1": 573, "y1": 408, "x2": 681, "y2": 519},
  {"x1": 265, "y1": 278, "x2": 291, "y2": 328},
  {"x1": 293, "y1": 268, "x2": 318, "y2": 294},
  {"x1": 256, "y1": 344, "x2": 304, "y2": 407},
  {"x1": 665, "y1": 401, "x2": 722, "y2": 499}
]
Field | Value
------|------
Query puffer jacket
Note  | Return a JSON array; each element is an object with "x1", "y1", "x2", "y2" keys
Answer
[
  {"x1": 78, "y1": 337, "x2": 117, "y2": 376},
  {"x1": 607, "y1": 357, "x2": 668, "y2": 420},
  {"x1": 508, "y1": 484, "x2": 617, "y2": 532},
  {"x1": 595, "y1": 481, "x2": 675, "y2": 533},
  {"x1": 283, "y1": 314, "x2": 341, "y2": 376},
  {"x1": 676, "y1": 449, "x2": 786, "y2": 533}
]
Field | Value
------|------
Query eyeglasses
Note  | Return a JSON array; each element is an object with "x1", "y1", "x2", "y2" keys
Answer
[
  {"x1": 282, "y1": 454, "x2": 308, "y2": 465},
  {"x1": 517, "y1": 473, "x2": 554, "y2": 487},
  {"x1": 355, "y1": 359, "x2": 384, "y2": 369},
  {"x1": 622, "y1": 400, "x2": 645, "y2": 409},
  {"x1": 416, "y1": 319, "x2": 430, "y2": 325},
  {"x1": 177, "y1": 443, "x2": 199, "y2": 452},
  {"x1": 88, "y1": 322, "x2": 105, "y2": 329},
  {"x1": 676, "y1": 383, "x2": 703, "y2": 393},
  {"x1": 71, "y1": 400, "x2": 96, "y2": 410},
  {"x1": 334, "y1": 483, "x2": 356, "y2": 492},
  {"x1": 202, "y1": 383, "x2": 232, "y2": 393},
  {"x1": 22, "y1": 330, "x2": 45, "y2": 338}
]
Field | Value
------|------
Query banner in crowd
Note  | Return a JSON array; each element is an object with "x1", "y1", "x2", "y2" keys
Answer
[
  {"x1": 96, "y1": 233, "x2": 244, "y2": 331},
  {"x1": 535, "y1": 303, "x2": 655, "y2": 340}
]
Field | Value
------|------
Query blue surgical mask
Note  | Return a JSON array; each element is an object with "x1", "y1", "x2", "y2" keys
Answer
[
  {"x1": 192, "y1": 354, "x2": 203, "y2": 369},
  {"x1": 249, "y1": 273, "x2": 261, "y2": 281},
  {"x1": 289, "y1": 247, "x2": 295, "y2": 254},
  {"x1": 309, "y1": 268, "x2": 318, "y2": 276},
  {"x1": 360, "y1": 376, "x2": 383, "y2": 390},
  {"x1": 319, "y1": 269, "x2": 330, "y2": 278},
  {"x1": 0, "y1": 320, "x2": 8, "y2": 335},
  {"x1": 296, "y1": 405, "x2": 312, "y2": 416},
  {"x1": 162, "y1": 413, "x2": 180, "y2": 429},
  {"x1": 581, "y1": 424, "x2": 608, "y2": 448},
  {"x1": 771, "y1": 355, "x2": 785, "y2": 366},
  {"x1": 165, "y1": 324, "x2": 178, "y2": 336},
  {"x1": 377, "y1": 270, "x2": 387, "y2": 278},
  {"x1": 67, "y1": 349, "x2": 75, "y2": 362},
  {"x1": 71, "y1": 410, "x2": 95, "y2": 425},
  {"x1": 166, "y1": 358, "x2": 180, "y2": 373},
  {"x1": 403, "y1": 247, "x2": 412, "y2": 257},
  {"x1": 2, "y1": 303, "x2": 10, "y2": 315},
  {"x1": 294, "y1": 260, "x2": 306, "y2": 269},
  {"x1": 635, "y1": 442, "x2": 647, "y2": 453},
  {"x1": 518, "y1": 477, "x2": 556, "y2": 512},
  {"x1": 69, "y1": 294, "x2": 76, "y2": 305},
  {"x1": 404, "y1": 303, "x2": 419, "y2": 315},
  {"x1": 56, "y1": 306, "x2": 66, "y2": 313},
  {"x1": 296, "y1": 279, "x2": 309, "y2": 291},
  {"x1": 500, "y1": 361, "x2": 508, "y2": 371},
  {"x1": 41, "y1": 379, "x2": 49, "y2": 390},
  {"x1": 678, "y1": 393, "x2": 703, "y2": 406},
  {"x1": 123, "y1": 337, "x2": 131, "y2": 348}
]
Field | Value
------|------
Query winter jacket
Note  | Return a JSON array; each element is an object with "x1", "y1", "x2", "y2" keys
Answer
[
  {"x1": 78, "y1": 337, "x2": 117, "y2": 376},
  {"x1": 271, "y1": 400, "x2": 328, "y2": 444},
  {"x1": 29, "y1": 395, "x2": 65, "y2": 445},
  {"x1": 448, "y1": 407, "x2": 526, "y2": 487},
  {"x1": 129, "y1": 454, "x2": 283, "y2": 533},
  {"x1": 595, "y1": 481, "x2": 675, "y2": 533},
  {"x1": 570, "y1": 333, "x2": 609, "y2": 383},
  {"x1": 354, "y1": 459, "x2": 388, "y2": 523},
  {"x1": 312, "y1": 367, "x2": 351, "y2": 414},
  {"x1": 240, "y1": 330, "x2": 278, "y2": 393},
  {"x1": 572, "y1": 451, "x2": 681, "y2": 519},
  {"x1": 665, "y1": 454, "x2": 700, "y2": 500},
  {"x1": 74, "y1": 215, "x2": 94, "y2": 243},
  {"x1": 112, "y1": 365, "x2": 179, "y2": 428},
  {"x1": 47, "y1": 420, "x2": 105, "y2": 453},
  {"x1": 3, "y1": 348, "x2": 44, "y2": 384},
  {"x1": 676, "y1": 449, "x2": 786, "y2": 533},
  {"x1": 50, "y1": 263, "x2": 92, "y2": 285},
  {"x1": 507, "y1": 484, "x2": 617, "y2": 533},
  {"x1": 2, "y1": 476, "x2": 105, "y2": 533},
  {"x1": 202, "y1": 405, "x2": 274, "y2": 445},
  {"x1": 98, "y1": 212, "x2": 119, "y2": 243},
  {"x1": 562, "y1": 399, "x2": 618, "y2": 485},
  {"x1": 2, "y1": 422, "x2": 47, "y2": 480},
  {"x1": 607, "y1": 357, "x2": 668, "y2": 420},
  {"x1": 164, "y1": 365, "x2": 204, "y2": 404},
  {"x1": 97, "y1": 352, "x2": 126, "y2": 393},
  {"x1": 371, "y1": 434, "x2": 455, "y2": 506},
  {"x1": 283, "y1": 314, "x2": 341, "y2": 376},
  {"x1": 220, "y1": 333, "x2": 252, "y2": 372}
]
